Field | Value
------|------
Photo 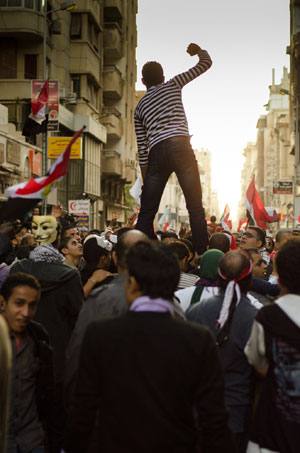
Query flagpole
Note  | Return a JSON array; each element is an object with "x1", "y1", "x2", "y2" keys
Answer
[{"x1": 42, "y1": 2, "x2": 48, "y2": 214}]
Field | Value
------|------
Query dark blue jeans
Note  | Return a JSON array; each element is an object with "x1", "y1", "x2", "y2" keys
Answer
[{"x1": 136, "y1": 136, "x2": 208, "y2": 254}]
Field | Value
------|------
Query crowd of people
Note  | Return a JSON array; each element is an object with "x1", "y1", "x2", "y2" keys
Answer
[{"x1": 0, "y1": 213, "x2": 299, "y2": 453}]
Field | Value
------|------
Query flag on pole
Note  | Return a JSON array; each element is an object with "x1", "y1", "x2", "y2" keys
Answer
[
  {"x1": 220, "y1": 204, "x2": 232, "y2": 232},
  {"x1": 22, "y1": 80, "x2": 49, "y2": 136},
  {"x1": 245, "y1": 176, "x2": 279, "y2": 230},
  {"x1": 0, "y1": 127, "x2": 85, "y2": 222}
]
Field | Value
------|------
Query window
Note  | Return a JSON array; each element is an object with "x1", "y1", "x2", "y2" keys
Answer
[
  {"x1": 24, "y1": 54, "x2": 37, "y2": 79},
  {"x1": 71, "y1": 75, "x2": 81, "y2": 98},
  {"x1": 0, "y1": 39, "x2": 17, "y2": 78},
  {"x1": 70, "y1": 14, "x2": 82, "y2": 39},
  {"x1": 25, "y1": 0, "x2": 34, "y2": 8},
  {"x1": 87, "y1": 78, "x2": 98, "y2": 109},
  {"x1": 88, "y1": 18, "x2": 99, "y2": 52}
]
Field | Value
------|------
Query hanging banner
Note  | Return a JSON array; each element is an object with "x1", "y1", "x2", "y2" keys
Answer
[
  {"x1": 68, "y1": 199, "x2": 90, "y2": 228},
  {"x1": 31, "y1": 80, "x2": 59, "y2": 131}
]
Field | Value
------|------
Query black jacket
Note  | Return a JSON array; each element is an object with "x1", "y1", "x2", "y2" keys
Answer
[
  {"x1": 27, "y1": 321, "x2": 60, "y2": 453},
  {"x1": 10, "y1": 260, "x2": 83, "y2": 382},
  {"x1": 64, "y1": 312, "x2": 236, "y2": 453}
]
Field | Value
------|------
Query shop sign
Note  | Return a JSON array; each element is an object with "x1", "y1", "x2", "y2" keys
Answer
[
  {"x1": 47, "y1": 136, "x2": 82, "y2": 159},
  {"x1": 273, "y1": 181, "x2": 293, "y2": 195},
  {"x1": 68, "y1": 199, "x2": 90, "y2": 228}
]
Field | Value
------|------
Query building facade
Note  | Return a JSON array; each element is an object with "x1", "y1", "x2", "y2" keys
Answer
[
  {"x1": 239, "y1": 68, "x2": 294, "y2": 227},
  {"x1": 0, "y1": 0, "x2": 138, "y2": 228}
]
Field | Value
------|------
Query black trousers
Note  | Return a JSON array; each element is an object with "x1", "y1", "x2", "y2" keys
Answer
[{"x1": 136, "y1": 136, "x2": 208, "y2": 254}]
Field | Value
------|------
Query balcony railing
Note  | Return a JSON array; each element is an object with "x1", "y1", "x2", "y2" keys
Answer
[
  {"x1": 103, "y1": 66, "x2": 123, "y2": 100},
  {"x1": 0, "y1": 7, "x2": 43, "y2": 40}
]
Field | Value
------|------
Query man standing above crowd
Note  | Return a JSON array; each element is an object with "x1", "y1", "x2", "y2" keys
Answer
[{"x1": 134, "y1": 43, "x2": 212, "y2": 255}]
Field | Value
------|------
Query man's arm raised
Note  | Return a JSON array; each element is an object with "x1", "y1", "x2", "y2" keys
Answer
[{"x1": 172, "y1": 42, "x2": 212, "y2": 89}]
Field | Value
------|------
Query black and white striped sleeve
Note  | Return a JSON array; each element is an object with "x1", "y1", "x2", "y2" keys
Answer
[
  {"x1": 134, "y1": 112, "x2": 149, "y2": 166},
  {"x1": 172, "y1": 49, "x2": 212, "y2": 88}
]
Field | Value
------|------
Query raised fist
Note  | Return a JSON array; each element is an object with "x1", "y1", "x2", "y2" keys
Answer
[{"x1": 187, "y1": 43, "x2": 202, "y2": 56}]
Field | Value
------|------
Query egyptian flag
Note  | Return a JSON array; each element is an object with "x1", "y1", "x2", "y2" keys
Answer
[
  {"x1": 22, "y1": 80, "x2": 49, "y2": 137},
  {"x1": 220, "y1": 204, "x2": 232, "y2": 232},
  {"x1": 0, "y1": 127, "x2": 85, "y2": 222},
  {"x1": 245, "y1": 176, "x2": 279, "y2": 230}
]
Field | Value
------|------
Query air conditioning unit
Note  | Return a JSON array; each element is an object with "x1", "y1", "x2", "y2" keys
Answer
[{"x1": 66, "y1": 92, "x2": 77, "y2": 104}]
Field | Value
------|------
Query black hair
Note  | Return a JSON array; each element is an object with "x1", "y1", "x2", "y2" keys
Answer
[
  {"x1": 58, "y1": 236, "x2": 74, "y2": 254},
  {"x1": 179, "y1": 238, "x2": 195, "y2": 256},
  {"x1": 276, "y1": 239, "x2": 300, "y2": 294},
  {"x1": 166, "y1": 241, "x2": 189, "y2": 261},
  {"x1": 247, "y1": 226, "x2": 266, "y2": 247},
  {"x1": 209, "y1": 233, "x2": 230, "y2": 253},
  {"x1": 142, "y1": 61, "x2": 164, "y2": 88},
  {"x1": 126, "y1": 241, "x2": 180, "y2": 300},
  {"x1": 210, "y1": 215, "x2": 217, "y2": 223},
  {"x1": 1, "y1": 272, "x2": 41, "y2": 301}
]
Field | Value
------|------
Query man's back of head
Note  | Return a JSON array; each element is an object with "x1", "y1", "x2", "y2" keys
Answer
[
  {"x1": 114, "y1": 229, "x2": 149, "y2": 272},
  {"x1": 219, "y1": 250, "x2": 252, "y2": 293},
  {"x1": 209, "y1": 233, "x2": 230, "y2": 253},
  {"x1": 276, "y1": 239, "x2": 300, "y2": 295},
  {"x1": 142, "y1": 61, "x2": 164, "y2": 89}
]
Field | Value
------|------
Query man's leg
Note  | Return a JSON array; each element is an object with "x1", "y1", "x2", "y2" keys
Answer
[
  {"x1": 173, "y1": 140, "x2": 208, "y2": 254},
  {"x1": 136, "y1": 145, "x2": 171, "y2": 239}
]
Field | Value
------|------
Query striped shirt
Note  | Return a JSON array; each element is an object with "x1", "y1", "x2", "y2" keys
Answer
[{"x1": 134, "y1": 49, "x2": 212, "y2": 166}]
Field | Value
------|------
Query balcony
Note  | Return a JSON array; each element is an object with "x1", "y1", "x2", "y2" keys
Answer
[
  {"x1": 71, "y1": 0, "x2": 101, "y2": 26},
  {"x1": 102, "y1": 149, "x2": 122, "y2": 177},
  {"x1": 104, "y1": 23, "x2": 122, "y2": 62},
  {"x1": 101, "y1": 107, "x2": 122, "y2": 141},
  {"x1": 70, "y1": 42, "x2": 101, "y2": 83},
  {"x1": 104, "y1": 0, "x2": 122, "y2": 22},
  {"x1": 0, "y1": 8, "x2": 43, "y2": 40},
  {"x1": 0, "y1": 80, "x2": 31, "y2": 100},
  {"x1": 103, "y1": 66, "x2": 123, "y2": 100}
]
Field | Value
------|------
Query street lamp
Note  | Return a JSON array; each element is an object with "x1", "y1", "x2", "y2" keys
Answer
[{"x1": 42, "y1": 1, "x2": 76, "y2": 213}]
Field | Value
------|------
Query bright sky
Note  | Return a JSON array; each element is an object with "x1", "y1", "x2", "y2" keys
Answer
[{"x1": 136, "y1": 0, "x2": 290, "y2": 220}]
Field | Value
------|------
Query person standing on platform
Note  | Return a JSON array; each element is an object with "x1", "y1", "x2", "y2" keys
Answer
[{"x1": 134, "y1": 43, "x2": 212, "y2": 255}]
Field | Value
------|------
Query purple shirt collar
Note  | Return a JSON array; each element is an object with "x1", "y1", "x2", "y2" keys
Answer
[{"x1": 129, "y1": 296, "x2": 174, "y2": 314}]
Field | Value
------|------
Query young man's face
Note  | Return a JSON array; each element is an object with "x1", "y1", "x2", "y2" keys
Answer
[
  {"x1": 251, "y1": 253, "x2": 267, "y2": 279},
  {"x1": 239, "y1": 228, "x2": 262, "y2": 250},
  {"x1": 63, "y1": 238, "x2": 83, "y2": 259},
  {"x1": 2, "y1": 286, "x2": 39, "y2": 334}
]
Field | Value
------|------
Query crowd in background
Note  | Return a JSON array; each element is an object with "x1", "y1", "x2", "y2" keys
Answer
[{"x1": 0, "y1": 211, "x2": 299, "y2": 453}]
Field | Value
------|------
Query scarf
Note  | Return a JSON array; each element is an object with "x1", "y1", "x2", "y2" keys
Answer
[
  {"x1": 30, "y1": 244, "x2": 64, "y2": 264},
  {"x1": 217, "y1": 262, "x2": 253, "y2": 329},
  {"x1": 130, "y1": 296, "x2": 174, "y2": 315}
]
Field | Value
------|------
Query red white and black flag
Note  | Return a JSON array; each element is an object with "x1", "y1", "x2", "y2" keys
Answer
[
  {"x1": 220, "y1": 204, "x2": 232, "y2": 232},
  {"x1": 22, "y1": 80, "x2": 49, "y2": 137},
  {"x1": 245, "y1": 176, "x2": 279, "y2": 230},
  {"x1": 0, "y1": 127, "x2": 85, "y2": 222}
]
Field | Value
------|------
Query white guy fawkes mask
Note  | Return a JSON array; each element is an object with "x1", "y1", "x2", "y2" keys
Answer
[{"x1": 32, "y1": 215, "x2": 58, "y2": 245}]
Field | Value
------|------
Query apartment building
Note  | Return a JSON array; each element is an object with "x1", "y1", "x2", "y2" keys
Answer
[{"x1": 0, "y1": 0, "x2": 138, "y2": 227}]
